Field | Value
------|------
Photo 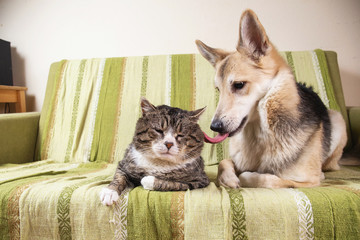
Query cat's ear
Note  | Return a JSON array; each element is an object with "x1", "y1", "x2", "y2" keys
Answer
[
  {"x1": 189, "y1": 107, "x2": 206, "y2": 121},
  {"x1": 140, "y1": 97, "x2": 156, "y2": 115}
]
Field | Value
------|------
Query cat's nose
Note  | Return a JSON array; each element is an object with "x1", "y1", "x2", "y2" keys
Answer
[
  {"x1": 165, "y1": 141, "x2": 174, "y2": 150},
  {"x1": 210, "y1": 119, "x2": 225, "y2": 133}
]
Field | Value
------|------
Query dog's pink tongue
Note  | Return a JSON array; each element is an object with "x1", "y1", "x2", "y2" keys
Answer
[{"x1": 203, "y1": 132, "x2": 229, "y2": 144}]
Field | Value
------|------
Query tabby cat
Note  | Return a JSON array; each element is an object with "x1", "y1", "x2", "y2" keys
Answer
[{"x1": 100, "y1": 98, "x2": 210, "y2": 206}]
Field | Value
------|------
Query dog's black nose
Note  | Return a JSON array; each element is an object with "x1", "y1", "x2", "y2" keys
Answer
[{"x1": 210, "y1": 119, "x2": 225, "y2": 133}]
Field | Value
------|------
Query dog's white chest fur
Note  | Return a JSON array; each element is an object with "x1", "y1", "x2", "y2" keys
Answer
[
  {"x1": 229, "y1": 76, "x2": 299, "y2": 174},
  {"x1": 229, "y1": 119, "x2": 265, "y2": 172}
]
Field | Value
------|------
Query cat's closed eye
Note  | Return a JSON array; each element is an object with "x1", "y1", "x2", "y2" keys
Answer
[
  {"x1": 154, "y1": 129, "x2": 164, "y2": 135},
  {"x1": 176, "y1": 134, "x2": 184, "y2": 141}
]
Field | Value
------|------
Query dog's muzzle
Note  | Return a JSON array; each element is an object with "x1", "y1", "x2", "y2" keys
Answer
[
  {"x1": 210, "y1": 119, "x2": 225, "y2": 133},
  {"x1": 210, "y1": 116, "x2": 248, "y2": 137}
]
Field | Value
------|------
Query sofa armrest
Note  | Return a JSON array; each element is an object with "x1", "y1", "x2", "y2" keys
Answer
[
  {"x1": 347, "y1": 107, "x2": 360, "y2": 153},
  {"x1": 0, "y1": 112, "x2": 40, "y2": 164}
]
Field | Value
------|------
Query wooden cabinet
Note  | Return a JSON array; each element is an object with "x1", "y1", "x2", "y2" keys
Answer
[{"x1": 0, "y1": 85, "x2": 27, "y2": 113}]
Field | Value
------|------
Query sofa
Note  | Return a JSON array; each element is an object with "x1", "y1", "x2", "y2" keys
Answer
[{"x1": 0, "y1": 50, "x2": 359, "y2": 240}]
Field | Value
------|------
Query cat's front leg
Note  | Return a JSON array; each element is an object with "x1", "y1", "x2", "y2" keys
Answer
[
  {"x1": 141, "y1": 176, "x2": 190, "y2": 191},
  {"x1": 99, "y1": 188, "x2": 120, "y2": 206},
  {"x1": 100, "y1": 172, "x2": 128, "y2": 206},
  {"x1": 141, "y1": 176, "x2": 156, "y2": 190}
]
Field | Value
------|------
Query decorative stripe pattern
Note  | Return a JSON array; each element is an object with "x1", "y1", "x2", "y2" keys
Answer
[
  {"x1": 84, "y1": 58, "x2": 106, "y2": 162},
  {"x1": 112, "y1": 57, "x2": 144, "y2": 163},
  {"x1": 57, "y1": 184, "x2": 79, "y2": 239},
  {"x1": 288, "y1": 189, "x2": 315, "y2": 240},
  {"x1": 113, "y1": 188, "x2": 130, "y2": 240},
  {"x1": 191, "y1": 54, "x2": 197, "y2": 110},
  {"x1": 184, "y1": 183, "x2": 231, "y2": 240},
  {"x1": 37, "y1": 60, "x2": 67, "y2": 160},
  {"x1": 141, "y1": 56, "x2": 149, "y2": 97},
  {"x1": 65, "y1": 60, "x2": 86, "y2": 163},
  {"x1": 89, "y1": 58, "x2": 125, "y2": 162},
  {"x1": 57, "y1": 175, "x2": 108, "y2": 240},
  {"x1": 214, "y1": 86, "x2": 227, "y2": 163},
  {"x1": 139, "y1": 56, "x2": 149, "y2": 118},
  {"x1": 301, "y1": 187, "x2": 360, "y2": 239},
  {"x1": 165, "y1": 55, "x2": 172, "y2": 105},
  {"x1": 171, "y1": 54, "x2": 194, "y2": 110},
  {"x1": 313, "y1": 49, "x2": 341, "y2": 111},
  {"x1": 285, "y1": 51, "x2": 297, "y2": 81},
  {"x1": 170, "y1": 192, "x2": 185, "y2": 240},
  {"x1": 41, "y1": 61, "x2": 68, "y2": 160},
  {"x1": 0, "y1": 161, "x2": 108, "y2": 239},
  {"x1": 7, "y1": 184, "x2": 31, "y2": 240},
  {"x1": 127, "y1": 187, "x2": 174, "y2": 239},
  {"x1": 311, "y1": 51, "x2": 330, "y2": 108},
  {"x1": 110, "y1": 58, "x2": 127, "y2": 163},
  {"x1": 227, "y1": 189, "x2": 247, "y2": 240}
]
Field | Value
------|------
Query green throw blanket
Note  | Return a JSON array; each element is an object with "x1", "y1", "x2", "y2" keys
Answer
[{"x1": 1, "y1": 162, "x2": 359, "y2": 239}]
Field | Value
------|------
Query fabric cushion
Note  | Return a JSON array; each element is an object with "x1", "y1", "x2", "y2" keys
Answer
[{"x1": 0, "y1": 112, "x2": 39, "y2": 164}]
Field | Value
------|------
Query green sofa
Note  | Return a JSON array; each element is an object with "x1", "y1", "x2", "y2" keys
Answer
[{"x1": 0, "y1": 50, "x2": 359, "y2": 240}]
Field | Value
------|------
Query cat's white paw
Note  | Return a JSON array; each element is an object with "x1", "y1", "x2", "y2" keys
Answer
[
  {"x1": 141, "y1": 176, "x2": 155, "y2": 190},
  {"x1": 99, "y1": 187, "x2": 119, "y2": 206}
]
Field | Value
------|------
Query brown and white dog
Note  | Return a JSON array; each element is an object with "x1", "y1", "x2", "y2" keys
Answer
[{"x1": 196, "y1": 9, "x2": 347, "y2": 188}]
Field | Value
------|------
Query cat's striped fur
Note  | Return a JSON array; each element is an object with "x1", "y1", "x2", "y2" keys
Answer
[{"x1": 100, "y1": 98, "x2": 209, "y2": 205}]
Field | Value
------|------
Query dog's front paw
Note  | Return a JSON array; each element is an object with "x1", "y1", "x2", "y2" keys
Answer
[
  {"x1": 238, "y1": 172, "x2": 257, "y2": 187},
  {"x1": 141, "y1": 176, "x2": 155, "y2": 190},
  {"x1": 239, "y1": 172, "x2": 282, "y2": 188},
  {"x1": 99, "y1": 187, "x2": 119, "y2": 206},
  {"x1": 218, "y1": 170, "x2": 240, "y2": 189}
]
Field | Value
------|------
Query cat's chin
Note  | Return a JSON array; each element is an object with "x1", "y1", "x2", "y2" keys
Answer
[
  {"x1": 155, "y1": 153, "x2": 180, "y2": 163},
  {"x1": 158, "y1": 153, "x2": 176, "y2": 159}
]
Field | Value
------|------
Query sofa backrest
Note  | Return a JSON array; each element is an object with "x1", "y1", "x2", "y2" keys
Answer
[{"x1": 35, "y1": 50, "x2": 346, "y2": 164}]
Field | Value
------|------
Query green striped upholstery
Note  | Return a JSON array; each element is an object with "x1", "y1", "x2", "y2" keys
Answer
[
  {"x1": 1, "y1": 163, "x2": 359, "y2": 239},
  {"x1": 1, "y1": 50, "x2": 359, "y2": 240},
  {"x1": 36, "y1": 51, "x2": 342, "y2": 165}
]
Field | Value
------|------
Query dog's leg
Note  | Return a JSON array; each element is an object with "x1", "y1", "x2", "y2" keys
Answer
[
  {"x1": 240, "y1": 127, "x2": 324, "y2": 188},
  {"x1": 217, "y1": 159, "x2": 240, "y2": 188},
  {"x1": 322, "y1": 110, "x2": 347, "y2": 171},
  {"x1": 238, "y1": 172, "x2": 320, "y2": 188}
]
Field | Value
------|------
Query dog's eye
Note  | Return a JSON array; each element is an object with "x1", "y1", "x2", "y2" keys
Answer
[{"x1": 233, "y1": 82, "x2": 246, "y2": 90}]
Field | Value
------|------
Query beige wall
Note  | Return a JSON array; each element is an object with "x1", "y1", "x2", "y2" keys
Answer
[{"x1": 1, "y1": 0, "x2": 359, "y2": 111}]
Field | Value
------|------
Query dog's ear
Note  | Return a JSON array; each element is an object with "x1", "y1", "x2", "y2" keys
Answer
[
  {"x1": 195, "y1": 40, "x2": 229, "y2": 67},
  {"x1": 237, "y1": 9, "x2": 270, "y2": 60}
]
